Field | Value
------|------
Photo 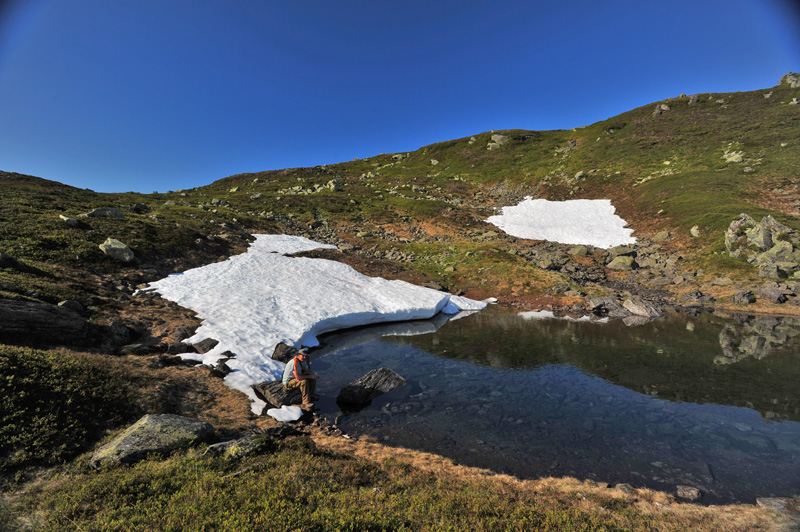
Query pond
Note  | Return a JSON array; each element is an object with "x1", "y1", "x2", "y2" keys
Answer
[{"x1": 310, "y1": 306, "x2": 800, "y2": 505}]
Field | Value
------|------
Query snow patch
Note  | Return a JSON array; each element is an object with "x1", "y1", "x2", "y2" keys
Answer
[
  {"x1": 486, "y1": 197, "x2": 636, "y2": 249},
  {"x1": 146, "y1": 234, "x2": 488, "y2": 413}
]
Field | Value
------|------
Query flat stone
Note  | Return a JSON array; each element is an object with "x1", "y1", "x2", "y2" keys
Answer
[
  {"x1": 756, "y1": 498, "x2": 789, "y2": 513},
  {"x1": 252, "y1": 380, "x2": 302, "y2": 408},
  {"x1": 676, "y1": 485, "x2": 702, "y2": 501}
]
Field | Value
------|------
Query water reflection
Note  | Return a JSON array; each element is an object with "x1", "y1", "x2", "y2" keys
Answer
[
  {"x1": 717, "y1": 314, "x2": 800, "y2": 365},
  {"x1": 313, "y1": 308, "x2": 800, "y2": 504}
]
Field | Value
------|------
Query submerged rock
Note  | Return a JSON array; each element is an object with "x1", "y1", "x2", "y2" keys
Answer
[{"x1": 337, "y1": 367, "x2": 406, "y2": 405}]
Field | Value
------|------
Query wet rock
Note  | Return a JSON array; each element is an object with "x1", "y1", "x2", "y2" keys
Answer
[
  {"x1": 252, "y1": 380, "x2": 302, "y2": 408},
  {"x1": 622, "y1": 296, "x2": 662, "y2": 318},
  {"x1": 272, "y1": 342, "x2": 297, "y2": 363},
  {"x1": 676, "y1": 485, "x2": 702, "y2": 501},
  {"x1": 89, "y1": 414, "x2": 214, "y2": 469},
  {"x1": 99, "y1": 238, "x2": 135, "y2": 263},
  {"x1": 337, "y1": 367, "x2": 407, "y2": 405}
]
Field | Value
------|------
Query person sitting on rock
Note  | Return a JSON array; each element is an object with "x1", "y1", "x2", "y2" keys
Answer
[{"x1": 281, "y1": 348, "x2": 319, "y2": 408}]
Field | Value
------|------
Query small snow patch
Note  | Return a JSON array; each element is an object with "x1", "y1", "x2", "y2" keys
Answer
[
  {"x1": 266, "y1": 405, "x2": 303, "y2": 422},
  {"x1": 486, "y1": 197, "x2": 636, "y2": 249}
]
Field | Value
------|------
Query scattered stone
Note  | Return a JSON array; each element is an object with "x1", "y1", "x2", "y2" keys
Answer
[
  {"x1": 722, "y1": 150, "x2": 743, "y2": 163},
  {"x1": 731, "y1": 290, "x2": 756, "y2": 305},
  {"x1": 272, "y1": 342, "x2": 297, "y2": 363},
  {"x1": 59, "y1": 214, "x2": 79, "y2": 226},
  {"x1": 89, "y1": 414, "x2": 214, "y2": 469},
  {"x1": 688, "y1": 94, "x2": 699, "y2": 106},
  {"x1": 574, "y1": 171, "x2": 585, "y2": 179},
  {"x1": 676, "y1": 485, "x2": 702, "y2": 501},
  {"x1": 690, "y1": 225, "x2": 701, "y2": 237},
  {"x1": 192, "y1": 338, "x2": 219, "y2": 354},
  {"x1": 251, "y1": 193, "x2": 263, "y2": 200},
  {"x1": 99, "y1": 238, "x2": 135, "y2": 263},
  {"x1": 743, "y1": 166, "x2": 754, "y2": 174},
  {"x1": 229, "y1": 187, "x2": 240, "y2": 193},
  {"x1": 430, "y1": 159, "x2": 439, "y2": 166},
  {"x1": 337, "y1": 367, "x2": 406, "y2": 405},
  {"x1": 652, "y1": 104, "x2": 670, "y2": 116},
  {"x1": 711, "y1": 277, "x2": 733, "y2": 286},
  {"x1": 608, "y1": 245, "x2": 635, "y2": 258},
  {"x1": 487, "y1": 134, "x2": 508, "y2": 150},
  {"x1": 726, "y1": 214, "x2": 800, "y2": 278},
  {"x1": 252, "y1": 380, "x2": 302, "y2": 408}
]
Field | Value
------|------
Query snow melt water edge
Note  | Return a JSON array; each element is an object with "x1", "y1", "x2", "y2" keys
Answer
[{"x1": 146, "y1": 234, "x2": 488, "y2": 413}]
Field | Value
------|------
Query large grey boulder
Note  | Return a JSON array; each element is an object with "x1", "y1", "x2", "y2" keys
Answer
[
  {"x1": 99, "y1": 238, "x2": 135, "y2": 263},
  {"x1": 252, "y1": 380, "x2": 302, "y2": 408},
  {"x1": 0, "y1": 298, "x2": 90, "y2": 346},
  {"x1": 89, "y1": 414, "x2": 214, "y2": 469},
  {"x1": 337, "y1": 367, "x2": 406, "y2": 405},
  {"x1": 607, "y1": 255, "x2": 637, "y2": 271}
]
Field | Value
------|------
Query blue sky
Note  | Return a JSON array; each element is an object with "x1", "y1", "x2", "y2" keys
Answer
[{"x1": 1, "y1": 0, "x2": 798, "y2": 193}]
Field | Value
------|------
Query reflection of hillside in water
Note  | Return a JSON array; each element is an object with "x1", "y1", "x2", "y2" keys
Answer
[
  {"x1": 396, "y1": 308, "x2": 800, "y2": 422},
  {"x1": 717, "y1": 315, "x2": 800, "y2": 364}
]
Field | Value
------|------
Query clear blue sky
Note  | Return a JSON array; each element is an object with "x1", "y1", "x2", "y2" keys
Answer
[{"x1": 1, "y1": 0, "x2": 798, "y2": 193}]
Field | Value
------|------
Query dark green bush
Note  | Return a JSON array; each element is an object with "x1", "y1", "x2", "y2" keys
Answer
[{"x1": 0, "y1": 346, "x2": 137, "y2": 471}]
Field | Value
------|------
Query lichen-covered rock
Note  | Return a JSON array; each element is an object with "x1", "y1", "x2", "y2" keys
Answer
[
  {"x1": 203, "y1": 435, "x2": 275, "y2": 459},
  {"x1": 731, "y1": 290, "x2": 756, "y2": 305},
  {"x1": 89, "y1": 414, "x2": 214, "y2": 469},
  {"x1": 606, "y1": 255, "x2": 636, "y2": 271},
  {"x1": 779, "y1": 72, "x2": 800, "y2": 88},
  {"x1": 337, "y1": 367, "x2": 406, "y2": 405},
  {"x1": 99, "y1": 238, "x2": 134, "y2": 263}
]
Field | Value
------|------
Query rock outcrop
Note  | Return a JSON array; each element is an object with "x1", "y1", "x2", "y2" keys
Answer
[
  {"x1": 725, "y1": 214, "x2": 800, "y2": 278},
  {"x1": 89, "y1": 414, "x2": 214, "y2": 469},
  {"x1": 0, "y1": 298, "x2": 90, "y2": 346},
  {"x1": 779, "y1": 72, "x2": 800, "y2": 89}
]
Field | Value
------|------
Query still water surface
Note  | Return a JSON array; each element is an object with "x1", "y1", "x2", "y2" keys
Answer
[{"x1": 311, "y1": 307, "x2": 800, "y2": 504}]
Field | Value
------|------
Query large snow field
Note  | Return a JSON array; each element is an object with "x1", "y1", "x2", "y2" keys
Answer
[
  {"x1": 146, "y1": 234, "x2": 487, "y2": 413},
  {"x1": 486, "y1": 197, "x2": 636, "y2": 248}
]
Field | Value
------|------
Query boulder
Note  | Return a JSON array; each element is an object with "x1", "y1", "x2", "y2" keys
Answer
[
  {"x1": 252, "y1": 380, "x2": 302, "y2": 408},
  {"x1": 679, "y1": 290, "x2": 715, "y2": 306},
  {"x1": 337, "y1": 367, "x2": 406, "y2": 405},
  {"x1": 758, "y1": 286, "x2": 788, "y2": 304},
  {"x1": 731, "y1": 290, "x2": 756, "y2": 305},
  {"x1": 89, "y1": 414, "x2": 214, "y2": 469},
  {"x1": 607, "y1": 256, "x2": 637, "y2": 271},
  {"x1": 652, "y1": 104, "x2": 670, "y2": 116},
  {"x1": 726, "y1": 214, "x2": 800, "y2": 277},
  {"x1": 84, "y1": 207, "x2": 125, "y2": 219},
  {"x1": 99, "y1": 238, "x2": 134, "y2": 263},
  {"x1": 622, "y1": 296, "x2": 662, "y2": 318},
  {"x1": 676, "y1": 485, "x2": 702, "y2": 501},
  {"x1": 59, "y1": 214, "x2": 79, "y2": 226},
  {"x1": 607, "y1": 245, "x2": 635, "y2": 258},
  {"x1": 0, "y1": 298, "x2": 90, "y2": 346},
  {"x1": 272, "y1": 342, "x2": 297, "y2": 363},
  {"x1": 192, "y1": 338, "x2": 219, "y2": 354}
]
